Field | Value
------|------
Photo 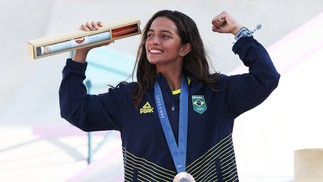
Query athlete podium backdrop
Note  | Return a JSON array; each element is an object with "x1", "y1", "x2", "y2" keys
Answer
[{"x1": 27, "y1": 18, "x2": 141, "y2": 59}]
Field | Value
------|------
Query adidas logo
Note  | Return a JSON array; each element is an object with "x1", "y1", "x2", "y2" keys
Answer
[{"x1": 140, "y1": 102, "x2": 154, "y2": 114}]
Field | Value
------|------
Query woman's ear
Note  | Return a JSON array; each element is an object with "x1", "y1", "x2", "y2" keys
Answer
[{"x1": 180, "y1": 43, "x2": 192, "y2": 57}]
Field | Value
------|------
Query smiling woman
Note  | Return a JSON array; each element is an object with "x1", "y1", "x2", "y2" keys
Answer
[
  {"x1": 145, "y1": 17, "x2": 192, "y2": 91},
  {"x1": 59, "y1": 10, "x2": 280, "y2": 181},
  {"x1": 145, "y1": 17, "x2": 191, "y2": 66}
]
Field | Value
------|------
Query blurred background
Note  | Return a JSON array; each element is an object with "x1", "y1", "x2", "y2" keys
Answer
[{"x1": 1, "y1": 0, "x2": 323, "y2": 181}]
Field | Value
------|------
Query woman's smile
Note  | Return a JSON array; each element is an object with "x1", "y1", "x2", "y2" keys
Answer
[{"x1": 149, "y1": 48, "x2": 163, "y2": 54}]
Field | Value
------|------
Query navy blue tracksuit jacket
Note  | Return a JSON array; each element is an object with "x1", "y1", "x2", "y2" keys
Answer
[{"x1": 59, "y1": 37, "x2": 280, "y2": 181}]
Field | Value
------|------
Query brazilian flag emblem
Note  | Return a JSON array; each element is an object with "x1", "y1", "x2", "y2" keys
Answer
[{"x1": 192, "y1": 95, "x2": 207, "y2": 114}]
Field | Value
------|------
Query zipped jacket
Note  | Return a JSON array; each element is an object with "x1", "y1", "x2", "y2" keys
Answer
[{"x1": 59, "y1": 37, "x2": 280, "y2": 181}]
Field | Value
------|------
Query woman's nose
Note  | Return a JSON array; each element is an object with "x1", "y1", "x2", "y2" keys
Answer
[{"x1": 148, "y1": 36, "x2": 160, "y2": 45}]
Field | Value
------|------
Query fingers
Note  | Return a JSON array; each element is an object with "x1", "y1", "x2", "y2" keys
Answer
[
  {"x1": 80, "y1": 21, "x2": 103, "y2": 31},
  {"x1": 212, "y1": 16, "x2": 226, "y2": 28},
  {"x1": 212, "y1": 13, "x2": 227, "y2": 33},
  {"x1": 211, "y1": 11, "x2": 242, "y2": 34}
]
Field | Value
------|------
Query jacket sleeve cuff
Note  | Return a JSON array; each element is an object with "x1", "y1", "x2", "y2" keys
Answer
[
  {"x1": 65, "y1": 58, "x2": 88, "y2": 72},
  {"x1": 232, "y1": 36, "x2": 254, "y2": 54}
]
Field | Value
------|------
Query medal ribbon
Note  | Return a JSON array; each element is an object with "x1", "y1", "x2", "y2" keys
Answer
[{"x1": 154, "y1": 76, "x2": 188, "y2": 173}]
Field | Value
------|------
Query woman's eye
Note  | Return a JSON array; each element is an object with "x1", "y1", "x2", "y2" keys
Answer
[
  {"x1": 147, "y1": 33, "x2": 154, "y2": 38},
  {"x1": 161, "y1": 34, "x2": 170, "y2": 39}
]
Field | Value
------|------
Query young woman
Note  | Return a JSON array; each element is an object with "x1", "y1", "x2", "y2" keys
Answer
[{"x1": 59, "y1": 10, "x2": 280, "y2": 181}]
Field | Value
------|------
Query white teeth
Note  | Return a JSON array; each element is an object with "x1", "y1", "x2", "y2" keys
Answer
[{"x1": 150, "y1": 49, "x2": 162, "y2": 53}]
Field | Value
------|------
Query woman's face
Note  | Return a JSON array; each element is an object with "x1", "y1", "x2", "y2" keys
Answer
[{"x1": 145, "y1": 17, "x2": 185, "y2": 67}]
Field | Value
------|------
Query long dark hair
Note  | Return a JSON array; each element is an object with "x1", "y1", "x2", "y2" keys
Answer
[{"x1": 131, "y1": 10, "x2": 220, "y2": 107}]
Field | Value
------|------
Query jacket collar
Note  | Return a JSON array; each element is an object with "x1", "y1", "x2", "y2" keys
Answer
[{"x1": 153, "y1": 73, "x2": 203, "y2": 96}]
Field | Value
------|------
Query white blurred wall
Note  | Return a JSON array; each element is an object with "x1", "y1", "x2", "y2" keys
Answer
[{"x1": 1, "y1": 0, "x2": 323, "y2": 181}]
